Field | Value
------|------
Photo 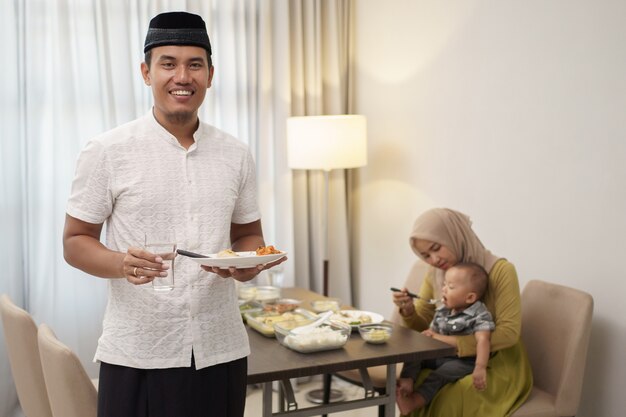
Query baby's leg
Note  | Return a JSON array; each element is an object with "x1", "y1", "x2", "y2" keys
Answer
[{"x1": 396, "y1": 389, "x2": 426, "y2": 415}]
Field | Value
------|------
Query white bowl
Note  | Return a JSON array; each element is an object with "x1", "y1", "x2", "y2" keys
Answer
[
  {"x1": 311, "y1": 298, "x2": 341, "y2": 313},
  {"x1": 358, "y1": 323, "x2": 393, "y2": 344}
]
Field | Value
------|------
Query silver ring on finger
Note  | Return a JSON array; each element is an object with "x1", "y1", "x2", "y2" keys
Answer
[{"x1": 133, "y1": 267, "x2": 139, "y2": 276}]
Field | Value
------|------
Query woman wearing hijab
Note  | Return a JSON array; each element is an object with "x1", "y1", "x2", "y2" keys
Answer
[{"x1": 392, "y1": 208, "x2": 532, "y2": 416}]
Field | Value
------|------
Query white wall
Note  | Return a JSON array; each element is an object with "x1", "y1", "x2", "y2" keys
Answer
[{"x1": 352, "y1": 1, "x2": 626, "y2": 416}]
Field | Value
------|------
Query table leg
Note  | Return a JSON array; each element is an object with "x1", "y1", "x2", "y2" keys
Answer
[
  {"x1": 263, "y1": 382, "x2": 273, "y2": 417},
  {"x1": 322, "y1": 373, "x2": 331, "y2": 417},
  {"x1": 384, "y1": 364, "x2": 397, "y2": 417}
]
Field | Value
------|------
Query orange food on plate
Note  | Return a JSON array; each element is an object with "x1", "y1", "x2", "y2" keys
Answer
[{"x1": 256, "y1": 245, "x2": 282, "y2": 255}]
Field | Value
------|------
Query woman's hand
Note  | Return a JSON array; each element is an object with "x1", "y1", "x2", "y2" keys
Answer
[{"x1": 392, "y1": 287, "x2": 416, "y2": 317}]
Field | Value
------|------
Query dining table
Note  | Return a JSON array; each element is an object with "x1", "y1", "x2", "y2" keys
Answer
[{"x1": 245, "y1": 287, "x2": 456, "y2": 417}]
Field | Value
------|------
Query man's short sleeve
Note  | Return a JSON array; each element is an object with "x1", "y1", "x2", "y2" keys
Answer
[{"x1": 66, "y1": 139, "x2": 113, "y2": 224}]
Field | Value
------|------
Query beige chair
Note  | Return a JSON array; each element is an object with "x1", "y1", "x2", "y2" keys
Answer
[
  {"x1": 38, "y1": 323, "x2": 98, "y2": 417},
  {"x1": 512, "y1": 280, "x2": 593, "y2": 417},
  {"x1": 333, "y1": 260, "x2": 429, "y2": 416},
  {"x1": 0, "y1": 294, "x2": 53, "y2": 417}
]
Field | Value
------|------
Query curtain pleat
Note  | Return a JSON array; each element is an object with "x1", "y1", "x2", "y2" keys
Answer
[{"x1": 288, "y1": 0, "x2": 354, "y2": 303}]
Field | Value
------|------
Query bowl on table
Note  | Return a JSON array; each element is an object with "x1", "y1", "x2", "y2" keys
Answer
[
  {"x1": 310, "y1": 298, "x2": 341, "y2": 313},
  {"x1": 274, "y1": 319, "x2": 351, "y2": 353},
  {"x1": 254, "y1": 286, "x2": 281, "y2": 303},
  {"x1": 358, "y1": 323, "x2": 393, "y2": 344},
  {"x1": 238, "y1": 285, "x2": 281, "y2": 303}
]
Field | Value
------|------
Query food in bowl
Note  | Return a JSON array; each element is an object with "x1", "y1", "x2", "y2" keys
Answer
[
  {"x1": 311, "y1": 299, "x2": 341, "y2": 313},
  {"x1": 359, "y1": 323, "x2": 393, "y2": 344},
  {"x1": 245, "y1": 309, "x2": 316, "y2": 337},
  {"x1": 275, "y1": 320, "x2": 351, "y2": 353}
]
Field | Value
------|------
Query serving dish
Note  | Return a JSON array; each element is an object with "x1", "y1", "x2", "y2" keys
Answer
[
  {"x1": 238, "y1": 300, "x2": 263, "y2": 321},
  {"x1": 244, "y1": 308, "x2": 316, "y2": 337},
  {"x1": 261, "y1": 298, "x2": 302, "y2": 314},
  {"x1": 274, "y1": 319, "x2": 351, "y2": 353}
]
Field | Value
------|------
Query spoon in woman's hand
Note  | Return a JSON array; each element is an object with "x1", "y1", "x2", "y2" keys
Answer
[{"x1": 390, "y1": 287, "x2": 439, "y2": 305}]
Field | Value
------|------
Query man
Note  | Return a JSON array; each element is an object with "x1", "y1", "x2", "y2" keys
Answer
[{"x1": 63, "y1": 11, "x2": 284, "y2": 417}]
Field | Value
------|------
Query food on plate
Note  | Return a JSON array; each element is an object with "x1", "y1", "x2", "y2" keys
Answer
[
  {"x1": 217, "y1": 249, "x2": 239, "y2": 258},
  {"x1": 331, "y1": 311, "x2": 373, "y2": 326},
  {"x1": 256, "y1": 245, "x2": 282, "y2": 255}
]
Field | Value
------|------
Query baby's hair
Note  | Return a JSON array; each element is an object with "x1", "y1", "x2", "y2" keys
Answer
[{"x1": 452, "y1": 262, "x2": 489, "y2": 299}]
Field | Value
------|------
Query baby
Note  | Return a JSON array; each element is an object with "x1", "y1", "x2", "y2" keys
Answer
[{"x1": 396, "y1": 262, "x2": 494, "y2": 415}]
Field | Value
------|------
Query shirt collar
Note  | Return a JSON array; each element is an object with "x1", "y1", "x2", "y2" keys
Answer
[
  {"x1": 436, "y1": 300, "x2": 485, "y2": 317},
  {"x1": 146, "y1": 109, "x2": 204, "y2": 149}
]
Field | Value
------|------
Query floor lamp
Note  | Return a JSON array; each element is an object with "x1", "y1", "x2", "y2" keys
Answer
[{"x1": 287, "y1": 115, "x2": 367, "y2": 406}]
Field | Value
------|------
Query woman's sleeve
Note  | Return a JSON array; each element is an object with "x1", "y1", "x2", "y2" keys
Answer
[
  {"x1": 401, "y1": 271, "x2": 436, "y2": 331},
  {"x1": 456, "y1": 260, "x2": 522, "y2": 357}
]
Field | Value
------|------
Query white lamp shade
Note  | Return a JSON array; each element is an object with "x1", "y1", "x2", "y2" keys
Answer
[{"x1": 287, "y1": 115, "x2": 367, "y2": 171}]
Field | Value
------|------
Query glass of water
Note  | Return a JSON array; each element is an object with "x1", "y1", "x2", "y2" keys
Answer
[{"x1": 144, "y1": 231, "x2": 177, "y2": 292}]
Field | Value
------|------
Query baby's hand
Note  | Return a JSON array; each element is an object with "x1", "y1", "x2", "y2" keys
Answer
[
  {"x1": 421, "y1": 329, "x2": 434, "y2": 337},
  {"x1": 472, "y1": 368, "x2": 487, "y2": 391}
]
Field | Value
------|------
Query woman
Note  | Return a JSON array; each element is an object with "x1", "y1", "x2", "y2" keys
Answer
[{"x1": 392, "y1": 208, "x2": 532, "y2": 416}]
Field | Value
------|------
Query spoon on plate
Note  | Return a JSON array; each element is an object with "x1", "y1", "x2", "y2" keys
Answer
[
  {"x1": 291, "y1": 311, "x2": 334, "y2": 335},
  {"x1": 390, "y1": 287, "x2": 439, "y2": 305}
]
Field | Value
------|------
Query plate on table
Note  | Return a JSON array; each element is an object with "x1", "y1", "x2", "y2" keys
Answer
[
  {"x1": 189, "y1": 251, "x2": 286, "y2": 269},
  {"x1": 330, "y1": 310, "x2": 384, "y2": 330}
]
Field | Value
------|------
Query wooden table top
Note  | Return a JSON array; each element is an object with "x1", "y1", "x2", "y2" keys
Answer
[{"x1": 246, "y1": 287, "x2": 455, "y2": 384}]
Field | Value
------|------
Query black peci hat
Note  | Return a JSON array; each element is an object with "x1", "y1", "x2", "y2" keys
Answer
[{"x1": 143, "y1": 11, "x2": 212, "y2": 54}]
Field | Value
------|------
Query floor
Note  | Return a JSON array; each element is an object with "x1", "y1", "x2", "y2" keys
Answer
[{"x1": 245, "y1": 375, "x2": 401, "y2": 416}]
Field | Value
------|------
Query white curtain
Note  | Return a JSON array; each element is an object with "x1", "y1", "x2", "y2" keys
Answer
[
  {"x1": 0, "y1": 1, "x2": 354, "y2": 415},
  {"x1": 288, "y1": 0, "x2": 355, "y2": 302}
]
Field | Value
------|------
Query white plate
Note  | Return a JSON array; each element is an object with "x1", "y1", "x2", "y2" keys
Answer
[
  {"x1": 330, "y1": 310, "x2": 384, "y2": 329},
  {"x1": 189, "y1": 251, "x2": 286, "y2": 269}
]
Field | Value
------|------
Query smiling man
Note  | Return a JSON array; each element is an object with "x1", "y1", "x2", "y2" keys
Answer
[{"x1": 63, "y1": 11, "x2": 284, "y2": 417}]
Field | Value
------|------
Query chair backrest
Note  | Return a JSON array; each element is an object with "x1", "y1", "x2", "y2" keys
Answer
[
  {"x1": 390, "y1": 259, "x2": 429, "y2": 324},
  {"x1": 37, "y1": 323, "x2": 97, "y2": 417},
  {"x1": 0, "y1": 294, "x2": 53, "y2": 417},
  {"x1": 521, "y1": 280, "x2": 593, "y2": 416}
]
